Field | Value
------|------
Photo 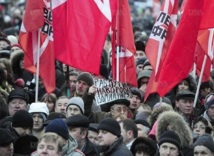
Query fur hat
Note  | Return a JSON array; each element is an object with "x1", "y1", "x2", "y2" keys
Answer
[
  {"x1": 130, "y1": 136, "x2": 157, "y2": 156},
  {"x1": 158, "y1": 130, "x2": 181, "y2": 149},
  {"x1": 8, "y1": 88, "x2": 29, "y2": 103},
  {"x1": 45, "y1": 119, "x2": 69, "y2": 140},
  {"x1": 193, "y1": 134, "x2": 214, "y2": 153},
  {"x1": 12, "y1": 110, "x2": 33, "y2": 128},
  {"x1": 66, "y1": 97, "x2": 84, "y2": 114},
  {"x1": 156, "y1": 111, "x2": 193, "y2": 148},
  {"x1": 98, "y1": 118, "x2": 121, "y2": 137},
  {"x1": 77, "y1": 72, "x2": 94, "y2": 86},
  {"x1": 66, "y1": 114, "x2": 89, "y2": 128}
]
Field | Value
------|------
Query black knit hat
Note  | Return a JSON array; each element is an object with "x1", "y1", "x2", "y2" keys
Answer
[
  {"x1": 12, "y1": 110, "x2": 33, "y2": 128},
  {"x1": 45, "y1": 119, "x2": 69, "y2": 140},
  {"x1": 8, "y1": 88, "x2": 29, "y2": 103},
  {"x1": 134, "y1": 119, "x2": 150, "y2": 129},
  {"x1": 158, "y1": 130, "x2": 181, "y2": 149},
  {"x1": 193, "y1": 134, "x2": 214, "y2": 153},
  {"x1": 98, "y1": 118, "x2": 121, "y2": 137},
  {"x1": 0, "y1": 128, "x2": 16, "y2": 146},
  {"x1": 44, "y1": 112, "x2": 66, "y2": 126},
  {"x1": 66, "y1": 114, "x2": 89, "y2": 128},
  {"x1": 89, "y1": 123, "x2": 99, "y2": 133},
  {"x1": 77, "y1": 72, "x2": 94, "y2": 86},
  {"x1": 14, "y1": 134, "x2": 38, "y2": 155},
  {"x1": 130, "y1": 87, "x2": 142, "y2": 99}
]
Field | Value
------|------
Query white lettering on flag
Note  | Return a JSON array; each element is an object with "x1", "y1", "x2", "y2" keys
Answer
[{"x1": 94, "y1": 0, "x2": 112, "y2": 21}]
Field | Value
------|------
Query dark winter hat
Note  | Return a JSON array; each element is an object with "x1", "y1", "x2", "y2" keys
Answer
[
  {"x1": 98, "y1": 118, "x2": 121, "y2": 137},
  {"x1": 45, "y1": 119, "x2": 69, "y2": 140},
  {"x1": 136, "y1": 57, "x2": 147, "y2": 66},
  {"x1": 193, "y1": 134, "x2": 214, "y2": 153},
  {"x1": 130, "y1": 87, "x2": 142, "y2": 99},
  {"x1": 135, "y1": 40, "x2": 145, "y2": 51},
  {"x1": 44, "y1": 112, "x2": 66, "y2": 126},
  {"x1": 135, "y1": 119, "x2": 150, "y2": 129},
  {"x1": 108, "y1": 99, "x2": 130, "y2": 107},
  {"x1": 89, "y1": 123, "x2": 99, "y2": 133},
  {"x1": 176, "y1": 90, "x2": 195, "y2": 101},
  {"x1": 0, "y1": 46, "x2": 10, "y2": 58},
  {"x1": 205, "y1": 98, "x2": 214, "y2": 110},
  {"x1": 130, "y1": 137, "x2": 157, "y2": 156},
  {"x1": 158, "y1": 130, "x2": 181, "y2": 149},
  {"x1": 77, "y1": 72, "x2": 94, "y2": 86},
  {"x1": 66, "y1": 114, "x2": 89, "y2": 128},
  {"x1": 14, "y1": 134, "x2": 38, "y2": 155},
  {"x1": 8, "y1": 88, "x2": 29, "y2": 103},
  {"x1": 0, "y1": 128, "x2": 16, "y2": 146},
  {"x1": 12, "y1": 110, "x2": 33, "y2": 128},
  {"x1": 66, "y1": 97, "x2": 84, "y2": 114}
]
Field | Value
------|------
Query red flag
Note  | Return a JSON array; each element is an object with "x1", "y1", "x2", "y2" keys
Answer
[
  {"x1": 144, "y1": 0, "x2": 178, "y2": 101},
  {"x1": 52, "y1": 0, "x2": 117, "y2": 75},
  {"x1": 195, "y1": 31, "x2": 213, "y2": 82},
  {"x1": 19, "y1": 0, "x2": 55, "y2": 93},
  {"x1": 156, "y1": 0, "x2": 204, "y2": 97},
  {"x1": 146, "y1": 0, "x2": 178, "y2": 76},
  {"x1": 111, "y1": 0, "x2": 137, "y2": 86}
]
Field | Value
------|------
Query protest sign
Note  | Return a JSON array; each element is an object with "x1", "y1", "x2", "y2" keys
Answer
[{"x1": 94, "y1": 78, "x2": 131, "y2": 105}]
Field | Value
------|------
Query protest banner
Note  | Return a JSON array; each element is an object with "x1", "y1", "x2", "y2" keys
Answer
[{"x1": 94, "y1": 78, "x2": 131, "y2": 105}]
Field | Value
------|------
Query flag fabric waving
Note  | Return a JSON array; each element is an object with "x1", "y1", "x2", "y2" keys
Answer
[
  {"x1": 111, "y1": 0, "x2": 137, "y2": 86},
  {"x1": 52, "y1": 0, "x2": 117, "y2": 75},
  {"x1": 144, "y1": 0, "x2": 178, "y2": 101},
  {"x1": 156, "y1": 0, "x2": 204, "y2": 97},
  {"x1": 146, "y1": 0, "x2": 178, "y2": 76},
  {"x1": 19, "y1": 0, "x2": 55, "y2": 93}
]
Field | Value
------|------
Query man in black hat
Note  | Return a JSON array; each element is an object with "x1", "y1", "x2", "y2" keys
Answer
[
  {"x1": 175, "y1": 89, "x2": 196, "y2": 126},
  {"x1": 85, "y1": 97, "x2": 131, "y2": 123},
  {"x1": 66, "y1": 114, "x2": 99, "y2": 156},
  {"x1": 8, "y1": 88, "x2": 29, "y2": 116},
  {"x1": 11, "y1": 110, "x2": 33, "y2": 140},
  {"x1": 97, "y1": 118, "x2": 133, "y2": 156},
  {"x1": 157, "y1": 130, "x2": 183, "y2": 156},
  {"x1": 0, "y1": 128, "x2": 15, "y2": 156},
  {"x1": 88, "y1": 123, "x2": 99, "y2": 145}
]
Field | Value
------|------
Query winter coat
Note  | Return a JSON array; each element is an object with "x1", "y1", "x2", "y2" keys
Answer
[
  {"x1": 156, "y1": 111, "x2": 193, "y2": 156},
  {"x1": 82, "y1": 139, "x2": 99, "y2": 156},
  {"x1": 83, "y1": 93, "x2": 111, "y2": 123},
  {"x1": 62, "y1": 136, "x2": 85, "y2": 156},
  {"x1": 99, "y1": 136, "x2": 133, "y2": 156}
]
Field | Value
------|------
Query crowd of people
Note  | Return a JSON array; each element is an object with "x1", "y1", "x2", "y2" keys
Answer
[{"x1": 1, "y1": 0, "x2": 214, "y2": 156}]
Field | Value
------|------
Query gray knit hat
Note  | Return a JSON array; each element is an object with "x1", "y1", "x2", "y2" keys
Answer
[
  {"x1": 66, "y1": 97, "x2": 84, "y2": 114},
  {"x1": 77, "y1": 72, "x2": 94, "y2": 86},
  {"x1": 193, "y1": 134, "x2": 214, "y2": 153}
]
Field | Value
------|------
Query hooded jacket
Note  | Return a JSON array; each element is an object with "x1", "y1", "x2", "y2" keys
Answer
[
  {"x1": 62, "y1": 136, "x2": 85, "y2": 156},
  {"x1": 156, "y1": 111, "x2": 193, "y2": 156}
]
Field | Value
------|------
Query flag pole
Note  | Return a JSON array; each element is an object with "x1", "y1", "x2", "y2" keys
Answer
[
  {"x1": 116, "y1": 0, "x2": 120, "y2": 82},
  {"x1": 194, "y1": 55, "x2": 207, "y2": 108},
  {"x1": 35, "y1": 29, "x2": 41, "y2": 102}
]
